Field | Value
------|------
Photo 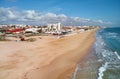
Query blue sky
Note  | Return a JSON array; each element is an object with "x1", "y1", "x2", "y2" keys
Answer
[{"x1": 0, "y1": 0, "x2": 120, "y2": 26}]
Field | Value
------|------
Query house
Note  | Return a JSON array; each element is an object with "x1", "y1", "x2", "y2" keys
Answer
[
  {"x1": 25, "y1": 28, "x2": 39, "y2": 33},
  {"x1": 46, "y1": 23, "x2": 62, "y2": 34},
  {"x1": 6, "y1": 28, "x2": 25, "y2": 33}
]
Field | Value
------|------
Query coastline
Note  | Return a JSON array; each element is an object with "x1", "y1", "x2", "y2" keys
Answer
[{"x1": 0, "y1": 29, "x2": 97, "y2": 79}]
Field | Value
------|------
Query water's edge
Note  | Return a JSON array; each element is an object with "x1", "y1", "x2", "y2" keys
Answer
[{"x1": 72, "y1": 28, "x2": 120, "y2": 79}]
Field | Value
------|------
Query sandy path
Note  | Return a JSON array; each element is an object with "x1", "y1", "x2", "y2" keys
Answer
[{"x1": 0, "y1": 29, "x2": 96, "y2": 79}]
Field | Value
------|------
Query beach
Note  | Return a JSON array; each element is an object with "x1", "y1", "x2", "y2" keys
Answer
[{"x1": 0, "y1": 29, "x2": 96, "y2": 79}]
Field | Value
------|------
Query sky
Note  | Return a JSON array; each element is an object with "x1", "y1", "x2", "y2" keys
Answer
[{"x1": 0, "y1": 0, "x2": 120, "y2": 26}]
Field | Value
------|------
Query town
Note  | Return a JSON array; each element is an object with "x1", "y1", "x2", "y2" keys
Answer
[{"x1": 0, "y1": 23, "x2": 97, "y2": 41}]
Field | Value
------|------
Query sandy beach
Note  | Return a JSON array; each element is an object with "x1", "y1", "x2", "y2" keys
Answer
[{"x1": 0, "y1": 29, "x2": 96, "y2": 79}]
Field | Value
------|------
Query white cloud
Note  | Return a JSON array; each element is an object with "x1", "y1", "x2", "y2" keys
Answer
[{"x1": 0, "y1": 7, "x2": 112, "y2": 26}]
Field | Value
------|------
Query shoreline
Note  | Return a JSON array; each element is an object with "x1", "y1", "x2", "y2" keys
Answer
[{"x1": 0, "y1": 29, "x2": 97, "y2": 79}]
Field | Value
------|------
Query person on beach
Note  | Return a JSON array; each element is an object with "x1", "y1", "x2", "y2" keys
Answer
[{"x1": 19, "y1": 36, "x2": 25, "y2": 41}]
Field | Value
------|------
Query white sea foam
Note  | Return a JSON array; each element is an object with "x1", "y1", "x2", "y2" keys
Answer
[
  {"x1": 107, "y1": 32, "x2": 118, "y2": 36},
  {"x1": 106, "y1": 32, "x2": 120, "y2": 39},
  {"x1": 114, "y1": 51, "x2": 120, "y2": 60},
  {"x1": 98, "y1": 62, "x2": 108, "y2": 79},
  {"x1": 72, "y1": 66, "x2": 79, "y2": 79},
  {"x1": 95, "y1": 29, "x2": 120, "y2": 79}
]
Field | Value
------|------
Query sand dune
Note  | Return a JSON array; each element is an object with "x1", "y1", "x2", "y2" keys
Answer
[{"x1": 0, "y1": 29, "x2": 96, "y2": 79}]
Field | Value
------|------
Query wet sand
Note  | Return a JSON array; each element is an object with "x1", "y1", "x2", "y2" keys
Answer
[{"x1": 0, "y1": 29, "x2": 96, "y2": 79}]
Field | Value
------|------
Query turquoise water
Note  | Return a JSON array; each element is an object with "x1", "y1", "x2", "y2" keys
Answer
[
  {"x1": 96, "y1": 27, "x2": 120, "y2": 79},
  {"x1": 99, "y1": 27, "x2": 120, "y2": 55},
  {"x1": 72, "y1": 27, "x2": 120, "y2": 79}
]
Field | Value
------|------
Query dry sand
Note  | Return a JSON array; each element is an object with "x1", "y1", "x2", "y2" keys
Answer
[{"x1": 0, "y1": 29, "x2": 96, "y2": 79}]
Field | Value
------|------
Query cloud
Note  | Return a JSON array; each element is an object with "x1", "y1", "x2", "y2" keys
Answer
[{"x1": 0, "y1": 7, "x2": 112, "y2": 26}]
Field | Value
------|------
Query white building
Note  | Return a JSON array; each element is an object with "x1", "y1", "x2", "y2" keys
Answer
[
  {"x1": 25, "y1": 28, "x2": 39, "y2": 33},
  {"x1": 47, "y1": 23, "x2": 62, "y2": 34}
]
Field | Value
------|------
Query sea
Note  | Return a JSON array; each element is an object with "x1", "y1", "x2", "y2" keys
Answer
[{"x1": 72, "y1": 27, "x2": 120, "y2": 79}]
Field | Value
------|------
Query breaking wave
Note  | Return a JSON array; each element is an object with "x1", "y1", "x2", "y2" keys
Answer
[{"x1": 95, "y1": 29, "x2": 120, "y2": 79}]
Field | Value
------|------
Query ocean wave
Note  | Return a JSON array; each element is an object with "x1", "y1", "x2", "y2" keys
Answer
[
  {"x1": 103, "y1": 32, "x2": 119, "y2": 39},
  {"x1": 107, "y1": 32, "x2": 118, "y2": 36},
  {"x1": 97, "y1": 62, "x2": 108, "y2": 79},
  {"x1": 114, "y1": 51, "x2": 120, "y2": 60},
  {"x1": 72, "y1": 28, "x2": 120, "y2": 79},
  {"x1": 95, "y1": 30, "x2": 120, "y2": 61},
  {"x1": 101, "y1": 30, "x2": 120, "y2": 42},
  {"x1": 95, "y1": 29, "x2": 120, "y2": 79},
  {"x1": 72, "y1": 65, "x2": 79, "y2": 79}
]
